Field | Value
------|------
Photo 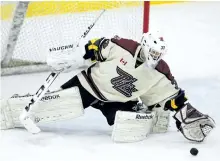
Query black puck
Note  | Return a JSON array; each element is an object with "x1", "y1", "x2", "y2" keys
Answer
[{"x1": 190, "y1": 148, "x2": 198, "y2": 156}]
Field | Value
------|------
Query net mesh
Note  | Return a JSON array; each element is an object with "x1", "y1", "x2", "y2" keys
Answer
[{"x1": 1, "y1": 1, "x2": 148, "y2": 75}]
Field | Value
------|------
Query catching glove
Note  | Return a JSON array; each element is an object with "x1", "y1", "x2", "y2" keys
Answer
[
  {"x1": 174, "y1": 102, "x2": 215, "y2": 142},
  {"x1": 164, "y1": 89, "x2": 215, "y2": 142}
]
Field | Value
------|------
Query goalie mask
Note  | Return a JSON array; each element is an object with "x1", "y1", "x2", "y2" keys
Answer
[{"x1": 140, "y1": 31, "x2": 167, "y2": 68}]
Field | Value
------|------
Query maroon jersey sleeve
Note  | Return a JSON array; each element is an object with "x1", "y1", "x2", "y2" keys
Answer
[
  {"x1": 110, "y1": 35, "x2": 140, "y2": 57},
  {"x1": 155, "y1": 59, "x2": 178, "y2": 89}
]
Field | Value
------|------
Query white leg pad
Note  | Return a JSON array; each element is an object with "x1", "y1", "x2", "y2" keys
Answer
[
  {"x1": 112, "y1": 111, "x2": 155, "y2": 143},
  {"x1": 1, "y1": 87, "x2": 84, "y2": 130},
  {"x1": 151, "y1": 107, "x2": 171, "y2": 133},
  {"x1": 152, "y1": 107, "x2": 170, "y2": 133}
]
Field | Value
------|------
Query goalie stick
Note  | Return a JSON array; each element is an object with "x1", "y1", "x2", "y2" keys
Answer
[
  {"x1": 19, "y1": 9, "x2": 106, "y2": 134},
  {"x1": 19, "y1": 71, "x2": 62, "y2": 133}
]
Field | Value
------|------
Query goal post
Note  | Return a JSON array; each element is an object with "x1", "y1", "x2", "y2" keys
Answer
[
  {"x1": 1, "y1": 1, "x2": 150, "y2": 76},
  {"x1": 1, "y1": 2, "x2": 29, "y2": 67},
  {"x1": 143, "y1": 1, "x2": 150, "y2": 33}
]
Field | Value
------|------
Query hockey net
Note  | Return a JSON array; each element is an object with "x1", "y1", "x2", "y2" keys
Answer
[{"x1": 1, "y1": 1, "x2": 149, "y2": 76}]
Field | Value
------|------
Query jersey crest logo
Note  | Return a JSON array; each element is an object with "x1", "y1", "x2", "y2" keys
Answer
[{"x1": 111, "y1": 66, "x2": 138, "y2": 97}]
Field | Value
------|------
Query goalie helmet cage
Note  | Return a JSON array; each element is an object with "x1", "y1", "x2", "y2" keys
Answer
[{"x1": 1, "y1": 1, "x2": 150, "y2": 76}]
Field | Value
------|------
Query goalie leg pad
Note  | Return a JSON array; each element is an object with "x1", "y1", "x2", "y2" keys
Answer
[
  {"x1": 111, "y1": 111, "x2": 155, "y2": 143},
  {"x1": 151, "y1": 106, "x2": 171, "y2": 133},
  {"x1": 1, "y1": 99, "x2": 15, "y2": 129},
  {"x1": 1, "y1": 87, "x2": 84, "y2": 130}
]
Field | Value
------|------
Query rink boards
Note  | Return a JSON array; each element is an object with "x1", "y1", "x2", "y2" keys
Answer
[{"x1": 1, "y1": 1, "x2": 184, "y2": 20}]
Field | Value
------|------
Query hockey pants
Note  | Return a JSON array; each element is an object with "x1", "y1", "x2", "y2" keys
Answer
[{"x1": 61, "y1": 75, "x2": 137, "y2": 125}]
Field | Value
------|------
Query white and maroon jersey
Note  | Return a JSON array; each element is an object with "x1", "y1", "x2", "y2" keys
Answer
[{"x1": 77, "y1": 36, "x2": 179, "y2": 106}]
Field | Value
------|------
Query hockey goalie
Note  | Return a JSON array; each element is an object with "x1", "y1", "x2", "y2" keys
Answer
[{"x1": 1, "y1": 31, "x2": 215, "y2": 143}]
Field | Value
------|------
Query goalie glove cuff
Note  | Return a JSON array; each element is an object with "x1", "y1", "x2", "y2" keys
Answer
[{"x1": 164, "y1": 89, "x2": 188, "y2": 111}]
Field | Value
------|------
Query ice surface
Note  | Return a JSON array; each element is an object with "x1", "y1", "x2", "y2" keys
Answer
[{"x1": 1, "y1": 2, "x2": 220, "y2": 161}]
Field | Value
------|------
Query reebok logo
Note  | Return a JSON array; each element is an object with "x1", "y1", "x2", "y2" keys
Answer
[
  {"x1": 11, "y1": 93, "x2": 34, "y2": 98},
  {"x1": 136, "y1": 114, "x2": 153, "y2": 120},
  {"x1": 40, "y1": 94, "x2": 60, "y2": 101},
  {"x1": 10, "y1": 94, "x2": 60, "y2": 101}
]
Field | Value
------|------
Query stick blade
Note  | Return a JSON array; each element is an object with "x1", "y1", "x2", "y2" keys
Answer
[{"x1": 19, "y1": 112, "x2": 41, "y2": 134}]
